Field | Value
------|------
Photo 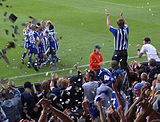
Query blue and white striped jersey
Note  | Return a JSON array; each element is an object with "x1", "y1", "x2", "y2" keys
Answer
[
  {"x1": 23, "y1": 28, "x2": 30, "y2": 42},
  {"x1": 48, "y1": 29, "x2": 59, "y2": 52},
  {"x1": 40, "y1": 31, "x2": 49, "y2": 46},
  {"x1": 48, "y1": 29, "x2": 57, "y2": 42},
  {"x1": 29, "y1": 30, "x2": 39, "y2": 47},
  {"x1": 110, "y1": 26, "x2": 129, "y2": 51}
]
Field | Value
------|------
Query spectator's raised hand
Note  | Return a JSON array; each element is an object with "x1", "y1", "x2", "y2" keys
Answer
[
  {"x1": 82, "y1": 99, "x2": 90, "y2": 111},
  {"x1": 139, "y1": 87, "x2": 147, "y2": 100},
  {"x1": 120, "y1": 11, "x2": 123, "y2": 17},
  {"x1": 137, "y1": 44, "x2": 140, "y2": 49},
  {"x1": 51, "y1": 72, "x2": 54, "y2": 80},
  {"x1": 117, "y1": 105, "x2": 125, "y2": 121},
  {"x1": 105, "y1": 11, "x2": 109, "y2": 16},
  {"x1": 55, "y1": 73, "x2": 58, "y2": 79},
  {"x1": 95, "y1": 99, "x2": 102, "y2": 109},
  {"x1": 37, "y1": 99, "x2": 52, "y2": 114},
  {"x1": 73, "y1": 64, "x2": 79, "y2": 72},
  {"x1": 38, "y1": 98, "x2": 51, "y2": 106},
  {"x1": 73, "y1": 64, "x2": 78, "y2": 70}
]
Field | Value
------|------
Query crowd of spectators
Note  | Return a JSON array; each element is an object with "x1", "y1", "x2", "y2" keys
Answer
[
  {"x1": 0, "y1": 58, "x2": 160, "y2": 122},
  {"x1": 1, "y1": 10, "x2": 160, "y2": 122}
]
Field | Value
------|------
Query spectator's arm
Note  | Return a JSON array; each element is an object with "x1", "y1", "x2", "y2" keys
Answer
[
  {"x1": 81, "y1": 99, "x2": 94, "y2": 121},
  {"x1": 127, "y1": 62, "x2": 134, "y2": 72},
  {"x1": 96, "y1": 101, "x2": 106, "y2": 122},
  {"x1": 126, "y1": 88, "x2": 147, "y2": 121},
  {"x1": 137, "y1": 44, "x2": 143, "y2": 58},
  {"x1": 120, "y1": 12, "x2": 128, "y2": 26},
  {"x1": 117, "y1": 105, "x2": 125, "y2": 122},
  {"x1": 50, "y1": 73, "x2": 58, "y2": 90},
  {"x1": 38, "y1": 99, "x2": 73, "y2": 122},
  {"x1": 106, "y1": 11, "x2": 111, "y2": 28},
  {"x1": 126, "y1": 98, "x2": 140, "y2": 121},
  {"x1": 50, "y1": 106, "x2": 73, "y2": 122},
  {"x1": 98, "y1": 54, "x2": 104, "y2": 66},
  {"x1": 112, "y1": 79, "x2": 124, "y2": 108}
]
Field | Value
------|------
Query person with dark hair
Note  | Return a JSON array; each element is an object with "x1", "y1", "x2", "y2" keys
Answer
[
  {"x1": 21, "y1": 81, "x2": 39, "y2": 121},
  {"x1": 89, "y1": 45, "x2": 104, "y2": 80},
  {"x1": 82, "y1": 70, "x2": 99, "y2": 103},
  {"x1": 48, "y1": 24, "x2": 60, "y2": 64},
  {"x1": 148, "y1": 59, "x2": 160, "y2": 84},
  {"x1": 106, "y1": 11, "x2": 129, "y2": 72},
  {"x1": 137, "y1": 37, "x2": 160, "y2": 63}
]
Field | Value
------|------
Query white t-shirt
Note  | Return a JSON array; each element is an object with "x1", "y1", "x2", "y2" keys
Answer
[{"x1": 140, "y1": 44, "x2": 160, "y2": 61}]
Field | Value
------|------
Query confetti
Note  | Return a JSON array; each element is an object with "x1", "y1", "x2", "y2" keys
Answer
[
  {"x1": 69, "y1": 70, "x2": 72, "y2": 74},
  {"x1": 7, "y1": 42, "x2": 15, "y2": 48},
  {"x1": 4, "y1": 11, "x2": 7, "y2": 16},
  {"x1": 11, "y1": 25, "x2": 14, "y2": 28},
  {"x1": 14, "y1": 25, "x2": 19, "y2": 35},
  {"x1": 9, "y1": 13, "x2": 17, "y2": 23},
  {"x1": 28, "y1": 16, "x2": 34, "y2": 19},
  {"x1": 12, "y1": 66, "x2": 17, "y2": 69},
  {"x1": 1, "y1": 54, "x2": 10, "y2": 64},
  {"x1": 5, "y1": 29, "x2": 9, "y2": 35},
  {"x1": 12, "y1": 33, "x2": 15, "y2": 38},
  {"x1": 59, "y1": 36, "x2": 63, "y2": 40},
  {"x1": 46, "y1": 72, "x2": 48, "y2": 76}
]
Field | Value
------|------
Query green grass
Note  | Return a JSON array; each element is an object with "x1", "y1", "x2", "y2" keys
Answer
[{"x1": 0, "y1": 0, "x2": 160, "y2": 86}]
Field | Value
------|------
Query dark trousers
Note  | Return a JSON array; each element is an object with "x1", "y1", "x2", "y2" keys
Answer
[
  {"x1": 112, "y1": 50, "x2": 128, "y2": 71},
  {"x1": 94, "y1": 69, "x2": 100, "y2": 81}
]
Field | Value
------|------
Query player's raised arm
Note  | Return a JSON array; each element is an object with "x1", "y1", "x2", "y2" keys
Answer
[
  {"x1": 120, "y1": 11, "x2": 128, "y2": 26},
  {"x1": 105, "y1": 11, "x2": 111, "y2": 28}
]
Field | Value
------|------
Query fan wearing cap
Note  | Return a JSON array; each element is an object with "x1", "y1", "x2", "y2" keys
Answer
[
  {"x1": 133, "y1": 83, "x2": 144, "y2": 100},
  {"x1": 137, "y1": 37, "x2": 160, "y2": 63},
  {"x1": 89, "y1": 45, "x2": 104, "y2": 80}
]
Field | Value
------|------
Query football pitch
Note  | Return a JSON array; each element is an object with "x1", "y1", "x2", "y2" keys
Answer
[{"x1": 0, "y1": 0, "x2": 160, "y2": 86}]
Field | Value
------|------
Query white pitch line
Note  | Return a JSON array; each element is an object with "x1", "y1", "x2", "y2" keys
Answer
[{"x1": 8, "y1": 55, "x2": 139, "y2": 80}]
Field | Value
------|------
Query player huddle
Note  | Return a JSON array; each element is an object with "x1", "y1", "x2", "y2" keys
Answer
[{"x1": 21, "y1": 20, "x2": 61, "y2": 71}]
